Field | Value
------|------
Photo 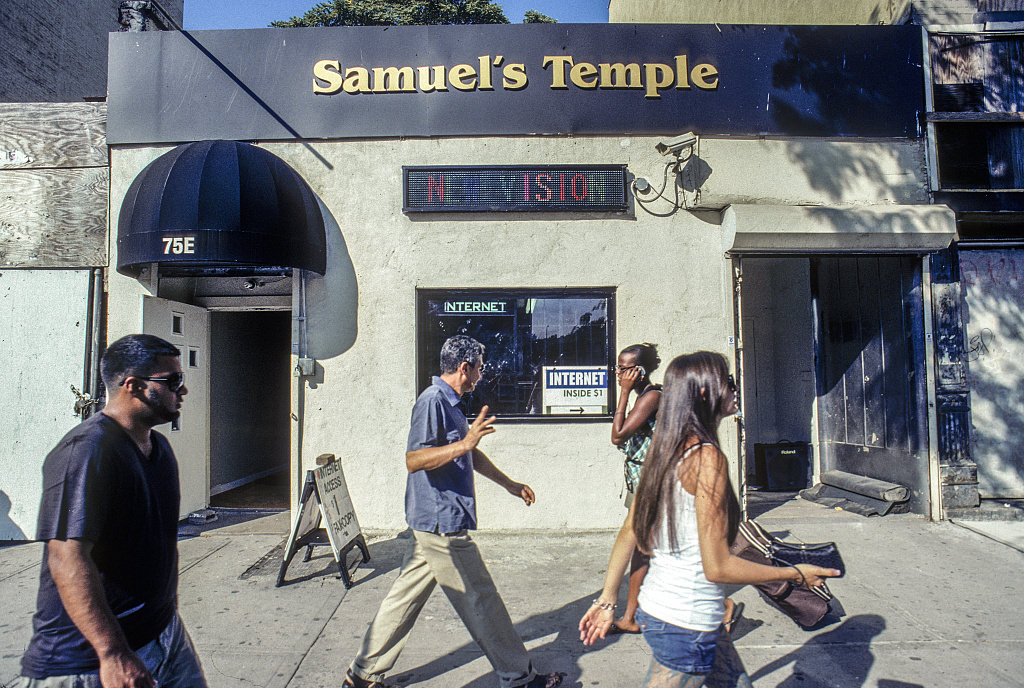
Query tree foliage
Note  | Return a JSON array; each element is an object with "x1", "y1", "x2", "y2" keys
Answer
[
  {"x1": 522, "y1": 9, "x2": 556, "y2": 23},
  {"x1": 270, "y1": 0, "x2": 521, "y2": 27}
]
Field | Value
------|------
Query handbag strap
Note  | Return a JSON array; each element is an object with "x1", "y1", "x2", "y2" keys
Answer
[
  {"x1": 739, "y1": 520, "x2": 833, "y2": 601},
  {"x1": 738, "y1": 520, "x2": 773, "y2": 558}
]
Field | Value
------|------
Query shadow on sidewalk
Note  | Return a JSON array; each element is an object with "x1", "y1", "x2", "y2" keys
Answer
[
  {"x1": 390, "y1": 591, "x2": 603, "y2": 688},
  {"x1": 274, "y1": 529, "x2": 411, "y2": 587},
  {"x1": 748, "y1": 614, "x2": 906, "y2": 687}
]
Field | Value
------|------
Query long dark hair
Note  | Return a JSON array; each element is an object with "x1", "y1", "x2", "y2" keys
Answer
[{"x1": 632, "y1": 351, "x2": 741, "y2": 552}]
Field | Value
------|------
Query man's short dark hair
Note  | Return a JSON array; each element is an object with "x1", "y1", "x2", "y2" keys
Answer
[
  {"x1": 101, "y1": 334, "x2": 181, "y2": 389},
  {"x1": 439, "y1": 335, "x2": 484, "y2": 375}
]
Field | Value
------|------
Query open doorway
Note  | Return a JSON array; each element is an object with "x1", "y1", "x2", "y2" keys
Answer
[
  {"x1": 736, "y1": 256, "x2": 930, "y2": 513},
  {"x1": 209, "y1": 310, "x2": 292, "y2": 509},
  {"x1": 737, "y1": 258, "x2": 817, "y2": 494}
]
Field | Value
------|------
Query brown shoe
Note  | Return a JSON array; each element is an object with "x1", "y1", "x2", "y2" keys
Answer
[{"x1": 343, "y1": 668, "x2": 395, "y2": 688}]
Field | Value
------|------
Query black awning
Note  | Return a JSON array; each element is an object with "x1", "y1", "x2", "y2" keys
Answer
[{"x1": 117, "y1": 140, "x2": 325, "y2": 276}]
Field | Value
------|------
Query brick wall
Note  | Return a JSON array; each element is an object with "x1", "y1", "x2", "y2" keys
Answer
[{"x1": 0, "y1": 0, "x2": 184, "y2": 102}]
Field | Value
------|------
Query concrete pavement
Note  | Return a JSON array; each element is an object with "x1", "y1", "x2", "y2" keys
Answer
[{"x1": 2, "y1": 496, "x2": 1023, "y2": 687}]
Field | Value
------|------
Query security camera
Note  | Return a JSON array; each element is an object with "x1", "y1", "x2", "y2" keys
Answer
[{"x1": 655, "y1": 132, "x2": 698, "y2": 156}]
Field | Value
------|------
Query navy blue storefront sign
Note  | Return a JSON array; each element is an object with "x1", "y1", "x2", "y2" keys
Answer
[{"x1": 107, "y1": 23, "x2": 924, "y2": 144}]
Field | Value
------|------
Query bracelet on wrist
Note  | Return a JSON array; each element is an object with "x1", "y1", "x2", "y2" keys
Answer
[
  {"x1": 591, "y1": 599, "x2": 616, "y2": 611},
  {"x1": 790, "y1": 565, "x2": 806, "y2": 588}
]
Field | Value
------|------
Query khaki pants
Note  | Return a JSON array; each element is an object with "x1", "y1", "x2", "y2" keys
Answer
[{"x1": 350, "y1": 529, "x2": 535, "y2": 688}]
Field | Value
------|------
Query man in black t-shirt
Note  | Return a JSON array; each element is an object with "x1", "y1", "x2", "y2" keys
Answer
[{"x1": 13, "y1": 334, "x2": 207, "y2": 688}]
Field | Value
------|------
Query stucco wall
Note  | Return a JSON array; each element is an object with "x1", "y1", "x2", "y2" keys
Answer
[
  {"x1": 108, "y1": 134, "x2": 927, "y2": 530},
  {"x1": 0, "y1": 269, "x2": 91, "y2": 540},
  {"x1": 609, "y1": 0, "x2": 912, "y2": 25},
  {"x1": 694, "y1": 139, "x2": 928, "y2": 208}
]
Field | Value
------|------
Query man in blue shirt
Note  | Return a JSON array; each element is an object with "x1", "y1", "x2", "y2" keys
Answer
[{"x1": 344, "y1": 336, "x2": 563, "y2": 688}]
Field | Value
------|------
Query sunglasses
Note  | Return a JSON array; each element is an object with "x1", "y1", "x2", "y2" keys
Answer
[
  {"x1": 614, "y1": 364, "x2": 638, "y2": 373},
  {"x1": 137, "y1": 372, "x2": 186, "y2": 392}
]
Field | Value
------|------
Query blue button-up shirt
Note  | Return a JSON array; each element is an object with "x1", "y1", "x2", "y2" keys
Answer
[{"x1": 405, "y1": 376, "x2": 476, "y2": 533}]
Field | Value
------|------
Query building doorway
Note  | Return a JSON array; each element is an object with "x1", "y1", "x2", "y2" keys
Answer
[
  {"x1": 143, "y1": 288, "x2": 293, "y2": 516},
  {"x1": 736, "y1": 256, "x2": 930, "y2": 513},
  {"x1": 208, "y1": 310, "x2": 291, "y2": 509}
]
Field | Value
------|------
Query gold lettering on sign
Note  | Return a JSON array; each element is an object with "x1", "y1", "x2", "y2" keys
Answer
[
  {"x1": 644, "y1": 63, "x2": 673, "y2": 99},
  {"x1": 343, "y1": 67, "x2": 372, "y2": 94},
  {"x1": 544, "y1": 55, "x2": 718, "y2": 97},
  {"x1": 311, "y1": 54, "x2": 718, "y2": 97},
  {"x1": 598, "y1": 63, "x2": 641, "y2": 89},
  {"x1": 313, "y1": 59, "x2": 343, "y2": 94},
  {"x1": 675, "y1": 55, "x2": 690, "y2": 88},
  {"x1": 449, "y1": 63, "x2": 478, "y2": 90},
  {"x1": 502, "y1": 63, "x2": 528, "y2": 89},
  {"x1": 478, "y1": 55, "x2": 502, "y2": 90},
  {"x1": 372, "y1": 66, "x2": 416, "y2": 92},
  {"x1": 418, "y1": 66, "x2": 448, "y2": 92},
  {"x1": 570, "y1": 62, "x2": 599, "y2": 88},
  {"x1": 692, "y1": 63, "x2": 719, "y2": 89},
  {"x1": 542, "y1": 56, "x2": 574, "y2": 89}
]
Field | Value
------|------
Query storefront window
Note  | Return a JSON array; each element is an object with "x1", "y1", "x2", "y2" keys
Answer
[{"x1": 417, "y1": 289, "x2": 615, "y2": 418}]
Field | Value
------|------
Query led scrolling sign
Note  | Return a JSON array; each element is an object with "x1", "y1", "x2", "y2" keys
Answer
[{"x1": 403, "y1": 165, "x2": 629, "y2": 213}]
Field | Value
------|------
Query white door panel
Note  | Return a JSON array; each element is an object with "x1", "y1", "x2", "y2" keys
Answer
[{"x1": 143, "y1": 297, "x2": 210, "y2": 518}]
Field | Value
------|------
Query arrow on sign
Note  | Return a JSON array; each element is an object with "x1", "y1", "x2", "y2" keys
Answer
[{"x1": 571, "y1": 407, "x2": 585, "y2": 414}]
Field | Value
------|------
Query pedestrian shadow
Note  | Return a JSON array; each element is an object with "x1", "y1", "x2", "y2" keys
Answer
[
  {"x1": 748, "y1": 614, "x2": 906, "y2": 687},
  {"x1": 0, "y1": 491, "x2": 27, "y2": 541},
  {"x1": 351, "y1": 530, "x2": 415, "y2": 586},
  {"x1": 272, "y1": 530, "x2": 409, "y2": 587},
  {"x1": 391, "y1": 591, "x2": 621, "y2": 688}
]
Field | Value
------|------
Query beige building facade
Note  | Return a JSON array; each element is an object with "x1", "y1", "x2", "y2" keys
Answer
[
  {"x1": 105, "y1": 133, "x2": 944, "y2": 530},
  {"x1": 99, "y1": 19, "x2": 956, "y2": 532}
]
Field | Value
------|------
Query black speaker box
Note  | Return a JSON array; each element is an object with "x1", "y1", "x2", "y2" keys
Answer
[{"x1": 753, "y1": 442, "x2": 810, "y2": 491}]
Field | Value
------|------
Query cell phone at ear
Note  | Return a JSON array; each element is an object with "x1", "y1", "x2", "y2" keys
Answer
[{"x1": 636, "y1": 366, "x2": 646, "y2": 378}]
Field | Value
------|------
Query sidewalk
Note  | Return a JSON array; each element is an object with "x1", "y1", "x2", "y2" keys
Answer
[{"x1": 2, "y1": 496, "x2": 1023, "y2": 687}]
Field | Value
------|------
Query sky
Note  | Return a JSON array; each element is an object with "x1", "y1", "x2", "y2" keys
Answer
[{"x1": 184, "y1": 0, "x2": 609, "y2": 30}]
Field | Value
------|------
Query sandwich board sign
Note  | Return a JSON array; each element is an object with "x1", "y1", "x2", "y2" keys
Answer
[
  {"x1": 277, "y1": 454, "x2": 369, "y2": 587},
  {"x1": 541, "y1": 365, "x2": 609, "y2": 415}
]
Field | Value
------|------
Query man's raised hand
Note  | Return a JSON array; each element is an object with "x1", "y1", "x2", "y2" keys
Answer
[{"x1": 464, "y1": 406, "x2": 496, "y2": 450}]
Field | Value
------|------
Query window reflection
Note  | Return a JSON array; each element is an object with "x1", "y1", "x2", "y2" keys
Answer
[{"x1": 418, "y1": 290, "x2": 614, "y2": 417}]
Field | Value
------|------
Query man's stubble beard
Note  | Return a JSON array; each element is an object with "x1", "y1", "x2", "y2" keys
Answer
[{"x1": 143, "y1": 388, "x2": 180, "y2": 425}]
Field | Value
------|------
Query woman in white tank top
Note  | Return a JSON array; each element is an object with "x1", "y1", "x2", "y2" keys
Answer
[{"x1": 580, "y1": 352, "x2": 840, "y2": 687}]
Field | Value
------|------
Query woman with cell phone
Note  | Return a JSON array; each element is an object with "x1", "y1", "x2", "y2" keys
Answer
[{"x1": 607, "y1": 342, "x2": 662, "y2": 634}]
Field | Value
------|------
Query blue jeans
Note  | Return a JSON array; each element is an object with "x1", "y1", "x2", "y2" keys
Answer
[
  {"x1": 636, "y1": 608, "x2": 719, "y2": 674},
  {"x1": 11, "y1": 613, "x2": 207, "y2": 688}
]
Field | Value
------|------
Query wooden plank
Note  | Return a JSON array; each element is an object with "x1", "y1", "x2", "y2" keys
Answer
[
  {"x1": 0, "y1": 168, "x2": 107, "y2": 267},
  {"x1": 857, "y1": 258, "x2": 886, "y2": 450},
  {"x1": 0, "y1": 103, "x2": 106, "y2": 169},
  {"x1": 838, "y1": 257, "x2": 866, "y2": 446},
  {"x1": 984, "y1": 37, "x2": 1024, "y2": 111},
  {"x1": 930, "y1": 34, "x2": 985, "y2": 85},
  {"x1": 978, "y1": 0, "x2": 1024, "y2": 13}
]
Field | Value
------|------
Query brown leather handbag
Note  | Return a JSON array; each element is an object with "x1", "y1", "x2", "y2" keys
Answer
[{"x1": 729, "y1": 520, "x2": 836, "y2": 629}]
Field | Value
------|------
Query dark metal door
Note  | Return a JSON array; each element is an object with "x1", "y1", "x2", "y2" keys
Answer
[{"x1": 811, "y1": 257, "x2": 930, "y2": 512}]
